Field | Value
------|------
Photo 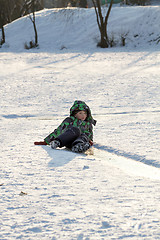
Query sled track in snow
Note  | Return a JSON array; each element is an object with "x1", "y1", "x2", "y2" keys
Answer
[
  {"x1": 94, "y1": 143, "x2": 160, "y2": 169},
  {"x1": 93, "y1": 145, "x2": 160, "y2": 181}
]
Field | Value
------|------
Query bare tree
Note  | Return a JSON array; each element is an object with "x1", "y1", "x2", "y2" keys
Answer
[
  {"x1": 21, "y1": 0, "x2": 43, "y2": 16},
  {"x1": 23, "y1": 0, "x2": 41, "y2": 48},
  {"x1": 0, "y1": 3, "x2": 5, "y2": 45},
  {"x1": 29, "y1": 0, "x2": 38, "y2": 47},
  {"x1": 0, "y1": 0, "x2": 12, "y2": 45},
  {"x1": 92, "y1": 0, "x2": 113, "y2": 48},
  {"x1": 0, "y1": 0, "x2": 44, "y2": 47},
  {"x1": 0, "y1": 15, "x2": 5, "y2": 45},
  {"x1": 11, "y1": 0, "x2": 24, "y2": 20}
]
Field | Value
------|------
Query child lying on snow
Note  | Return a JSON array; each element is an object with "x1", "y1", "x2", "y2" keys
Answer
[{"x1": 44, "y1": 100, "x2": 96, "y2": 153}]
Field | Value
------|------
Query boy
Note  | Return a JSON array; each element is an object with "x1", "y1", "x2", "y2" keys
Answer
[{"x1": 44, "y1": 100, "x2": 96, "y2": 153}]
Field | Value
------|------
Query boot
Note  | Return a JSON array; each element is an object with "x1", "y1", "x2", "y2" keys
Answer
[
  {"x1": 51, "y1": 140, "x2": 60, "y2": 149},
  {"x1": 71, "y1": 142, "x2": 90, "y2": 153}
]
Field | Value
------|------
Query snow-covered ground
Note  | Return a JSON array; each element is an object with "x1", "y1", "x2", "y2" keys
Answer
[{"x1": 0, "y1": 5, "x2": 160, "y2": 240}]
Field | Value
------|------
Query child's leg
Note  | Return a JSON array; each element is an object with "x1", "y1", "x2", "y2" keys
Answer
[
  {"x1": 71, "y1": 134, "x2": 91, "y2": 153},
  {"x1": 56, "y1": 127, "x2": 80, "y2": 148},
  {"x1": 72, "y1": 133, "x2": 89, "y2": 146}
]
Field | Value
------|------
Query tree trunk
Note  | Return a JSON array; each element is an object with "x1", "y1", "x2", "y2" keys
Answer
[
  {"x1": 33, "y1": 17, "x2": 38, "y2": 46},
  {"x1": 92, "y1": 0, "x2": 111, "y2": 48},
  {"x1": 32, "y1": 10, "x2": 38, "y2": 46},
  {"x1": 1, "y1": 25, "x2": 5, "y2": 45},
  {"x1": 98, "y1": 23, "x2": 108, "y2": 48},
  {"x1": 92, "y1": 0, "x2": 113, "y2": 48}
]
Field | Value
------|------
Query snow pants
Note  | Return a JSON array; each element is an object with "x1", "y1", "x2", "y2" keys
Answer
[{"x1": 55, "y1": 126, "x2": 89, "y2": 149}]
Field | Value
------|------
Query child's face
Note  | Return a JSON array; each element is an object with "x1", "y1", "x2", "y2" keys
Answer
[{"x1": 75, "y1": 111, "x2": 87, "y2": 121}]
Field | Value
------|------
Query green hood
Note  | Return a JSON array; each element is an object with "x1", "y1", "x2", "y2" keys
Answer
[{"x1": 70, "y1": 100, "x2": 96, "y2": 126}]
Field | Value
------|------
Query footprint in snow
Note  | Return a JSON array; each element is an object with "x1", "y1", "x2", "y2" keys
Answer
[
  {"x1": 83, "y1": 165, "x2": 89, "y2": 170},
  {"x1": 101, "y1": 221, "x2": 112, "y2": 228}
]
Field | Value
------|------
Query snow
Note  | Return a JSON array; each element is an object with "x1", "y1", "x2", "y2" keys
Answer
[{"x1": 0, "y1": 5, "x2": 160, "y2": 240}]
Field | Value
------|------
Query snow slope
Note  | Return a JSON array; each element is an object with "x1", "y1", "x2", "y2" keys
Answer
[
  {"x1": 2, "y1": 5, "x2": 160, "y2": 51},
  {"x1": 0, "y1": 5, "x2": 160, "y2": 240}
]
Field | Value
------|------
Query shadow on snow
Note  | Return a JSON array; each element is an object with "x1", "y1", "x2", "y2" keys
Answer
[{"x1": 42, "y1": 146, "x2": 78, "y2": 168}]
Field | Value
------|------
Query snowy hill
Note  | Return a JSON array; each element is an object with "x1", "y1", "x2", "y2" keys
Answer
[
  {"x1": 0, "y1": 5, "x2": 160, "y2": 240},
  {"x1": 2, "y1": 5, "x2": 160, "y2": 51}
]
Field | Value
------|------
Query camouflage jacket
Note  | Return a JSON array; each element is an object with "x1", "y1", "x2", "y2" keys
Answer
[{"x1": 44, "y1": 100, "x2": 96, "y2": 144}]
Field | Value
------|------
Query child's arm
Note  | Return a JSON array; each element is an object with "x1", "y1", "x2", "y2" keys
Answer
[
  {"x1": 44, "y1": 117, "x2": 72, "y2": 144},
  {"x1": 83, "y1": 123, "x2": 93, "y2": 141}
]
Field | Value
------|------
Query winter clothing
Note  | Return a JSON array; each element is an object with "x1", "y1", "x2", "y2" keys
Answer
[
  {"x1": 55, "y1": 126, "x2": 81, "y2": 148},
  {"x1": 44, "y1": 100, "x2": 96, "y2": 152},
  {"x1": 51, "y1": 140, "x2": 61, "y2": 149},
  {"x1": 72, "y1": 142, "x2": 90, "y2": 153}
]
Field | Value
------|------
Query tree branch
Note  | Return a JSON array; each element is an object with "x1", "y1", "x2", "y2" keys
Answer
[{"x1": 92, "y1": 0, "x2": 101, "y2": 31}]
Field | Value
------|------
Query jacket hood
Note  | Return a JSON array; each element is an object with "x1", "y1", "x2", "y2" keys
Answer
[{"x1": 70, "y1": 100, "x2": 96, "y2": 126}]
